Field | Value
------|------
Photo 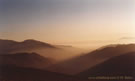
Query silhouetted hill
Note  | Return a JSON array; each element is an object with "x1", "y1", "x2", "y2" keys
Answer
[
  {"x1": 0, "y1": 39, "x2": 18, "y2": 54},
  {"x1": 0, "y1": 52, "x2": 54, "y2": 69},
  {"x1": 78, "y1": 52, "x2": 135, "y2": 80},
  {"x1": 0, "y1": 39, "x2": 86, "y2": 61},
  {"x1": 0, "y1": 65, "x2": 89, "y2": 81},
  {"x1": 89, "y1": 44, "x2": 135, "y2": 58},
  {"x1": 18, "y1": 39, "x2": 56, "y2": 49},
  {"x1": 0, "y1": 39, "x2": 56, "y2": 54},
  {"x1": 48, "y1": 44, "x2": 135, "y2": 75}
]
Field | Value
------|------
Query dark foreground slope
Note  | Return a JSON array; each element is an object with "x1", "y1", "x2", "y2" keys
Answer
[
  {"x1": 0, "y1": 53, "x2": 54, "y2": 69},
  {"x1": 0, "y1": 65, "x2": 89, "y2": 81},
  {"x1": 78, "y1": 52, "x2": 135, "y2": 80}
]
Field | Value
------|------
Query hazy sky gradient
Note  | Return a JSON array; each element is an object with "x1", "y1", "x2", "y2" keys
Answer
[{"x1": 0, "y1": 0, "x2": 135, "y2": 48}]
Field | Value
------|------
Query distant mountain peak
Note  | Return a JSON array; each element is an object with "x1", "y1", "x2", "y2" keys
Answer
[
  {"x1": 22, "y1": 39, "x2": 54, "y2": 47},
  {"x1": 0, "y1": 39, "x2": 57, "y2": 54},
  {"x1": 22, "y1": 39, "x2": 47, "y2": 44},
  {"x1": 23, "y1": 39, "x2": 41, "y2": 43},
  {"x1": 99, "y1": 44, "x2": 135, "y2": 50},
  {"x1": 0, "y1": 39, "x2": 18, "y2": 43}
]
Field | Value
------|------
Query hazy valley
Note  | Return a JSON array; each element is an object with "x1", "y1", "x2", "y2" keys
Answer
[{"x1": 0, "y1": 39, "x2": 135, "y2": 81}]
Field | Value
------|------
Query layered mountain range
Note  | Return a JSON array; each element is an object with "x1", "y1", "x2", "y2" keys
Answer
[{"x1": 0, "y1": 39, "x2": 135, "y2": 81}]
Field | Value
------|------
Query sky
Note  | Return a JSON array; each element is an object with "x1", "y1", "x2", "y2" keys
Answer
[{"x1": 0, "y1": 0, "x2": 135, "y2": 48}]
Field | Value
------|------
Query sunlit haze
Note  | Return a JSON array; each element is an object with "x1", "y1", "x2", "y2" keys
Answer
[{"x1": 0, "y1": 0, "x2": 135, "y2": 48}]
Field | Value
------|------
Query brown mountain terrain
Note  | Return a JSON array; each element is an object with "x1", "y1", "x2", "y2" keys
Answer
[
  {"x1": 77, "y1": 52, "x2": 135, "y2": 81},
  {"x1": 1, "y1": 39, "x2": 135, "y2": 81},
  {"x1": 48, "y1": 44, "x2": 135, "y2": 75},
  {"x1": 0, "y1": 39, "x2": 56, "y2": 54},
  {"x1": 0, "y1": 52, "x2": 54, "y2": 70},
  {"x1": 0, "y1": 65, "x2": 89, "y2": 81},
  {"x1": 0, "y1": 39, "x2": 85, "y2": 61}
]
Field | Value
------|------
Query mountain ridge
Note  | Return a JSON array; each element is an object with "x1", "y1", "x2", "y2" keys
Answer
[
  {"x1": 78, "y1": 52, "x2": 135, "y2": 79},
  {"x1": 48, "y1": 44, "x2": 135, "y2": 75},
  {"x1": 0, "y1": 39, "x2": 56, "y2": 54}
]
